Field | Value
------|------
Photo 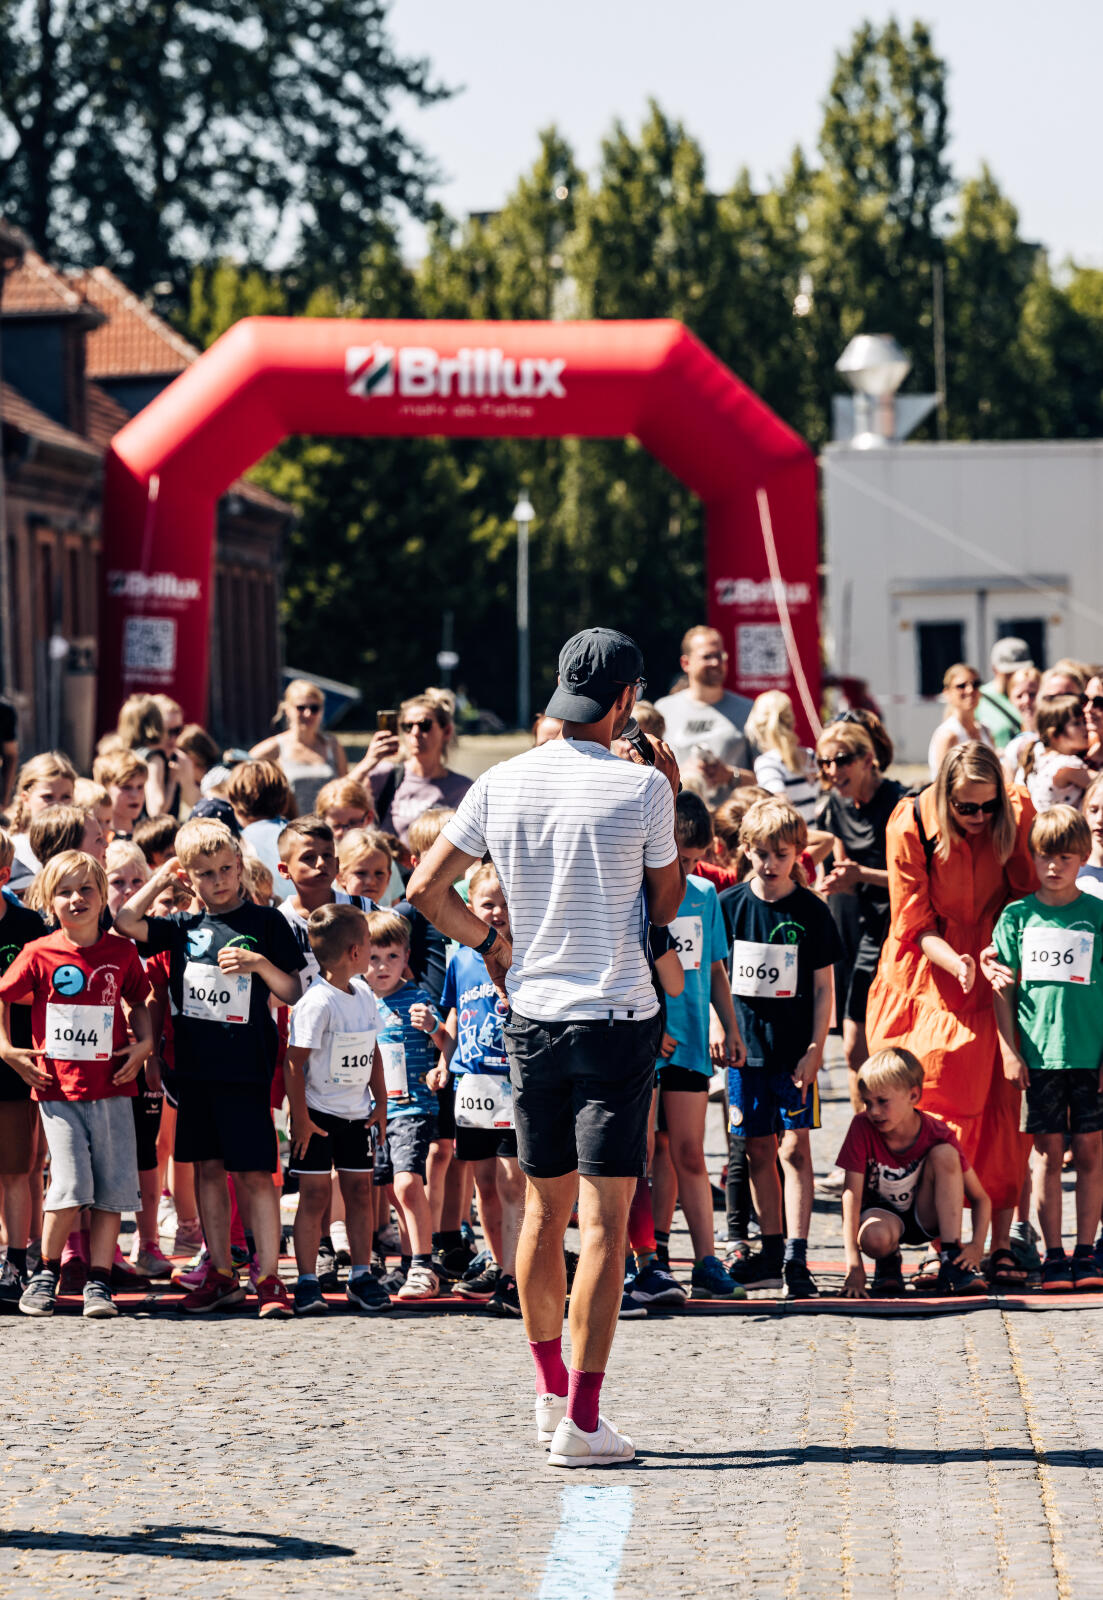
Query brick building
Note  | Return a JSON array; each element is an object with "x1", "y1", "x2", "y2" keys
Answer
[{"x1": 0, "y1": 245, "x2": 291, "y2": 763}]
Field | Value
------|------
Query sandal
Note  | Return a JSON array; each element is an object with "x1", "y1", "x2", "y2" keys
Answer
[
  {"x1": 984, "y1": 1247, "x2": 1028, "y2": 1289},
  {"x1": 910, "y1": 1250, "x2": 941, "y2": 1290}
]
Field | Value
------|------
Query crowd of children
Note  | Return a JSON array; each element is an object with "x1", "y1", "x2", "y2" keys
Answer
[{"x1": 2, "y1": 655, "x2": 1103, "y2": 1322}]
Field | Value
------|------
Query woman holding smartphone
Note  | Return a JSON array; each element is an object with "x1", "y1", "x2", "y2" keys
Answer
[{"x1": 354, "y1": 688, "x2": 471, "y2": 847}]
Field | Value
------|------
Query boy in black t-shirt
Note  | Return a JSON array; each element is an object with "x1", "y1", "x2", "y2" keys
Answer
[
  {"x1": 0, "y1": 826, "x2": 47, "y2": 1305},
  {"x1": 116, "y1": 819, "x2": 305, "y2": 1317},
  {"x1": 720, "y1": 798, "x2": 842, "y2": 1298}
]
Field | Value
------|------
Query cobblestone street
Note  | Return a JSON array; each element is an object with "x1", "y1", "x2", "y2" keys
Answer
[{"x1": 5, "y1": 1059, "x2": 1103, "y2": 1599}]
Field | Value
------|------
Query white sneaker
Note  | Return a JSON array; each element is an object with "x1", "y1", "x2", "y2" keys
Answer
[
  {"x1": 396, "y1": 1264, "x2": 439, "y2": 1300},
  {"x1": 548, "y1": 1415, "x2": 635, "y2": 1468},
  {"x1": 535, "y1": 1392, "x2": 568, "y2": 1446}
]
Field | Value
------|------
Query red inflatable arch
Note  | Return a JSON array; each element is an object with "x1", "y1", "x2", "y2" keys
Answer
[{"x1": 98, "y1": 318, "x2": 819, "y2": 735}]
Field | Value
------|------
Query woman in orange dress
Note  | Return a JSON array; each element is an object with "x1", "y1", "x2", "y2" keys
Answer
[{"x1": 865, "y1": 742, "x2": 1036, "y2": 1286}]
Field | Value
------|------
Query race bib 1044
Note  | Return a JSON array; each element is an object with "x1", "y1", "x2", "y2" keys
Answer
[
  {"x1": 328, "y1": 1030, "x2": 376, "y2": 1088},
  {"x1": 730, "y1": 940, "x2": 799, "y2": 1000},
  {"x1": 379, "y1": 1038, "x2": 408, "y2": 1100},
  {"x1": 455, "y1": 1073, "x2": 514, "y2": 1130},
  {"x1": 668, "y1": 915, "x2": 704, "y2": 971},
  {"x1": 181, "y1": 961, "x2": 251, "y2": 1024},
  {"x1": 1021, "y1": 927, "x2": 1095, "y2": 986},
  {"x1": 45, "y1": 1003, "x2": 114, "y2": 1061}
]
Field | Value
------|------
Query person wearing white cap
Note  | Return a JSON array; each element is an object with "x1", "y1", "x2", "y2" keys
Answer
[{"x1": 977, "y1": 637, "x2": 1034, "y2": 751}]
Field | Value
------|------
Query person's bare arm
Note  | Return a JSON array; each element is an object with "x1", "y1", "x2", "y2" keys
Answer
[
  {"x1": 920, "y1": 933, "x2": 975, "y2": 994},
  {"x1": 217, "y1": 945, "x2": 302, "y2": 1005},
  {"x1": 645, "y1": 858, "x2": 686, "y2": 927},
  {"x1": 961, "y1": 1168, "x2": 992, "y2": 1270},
  {"x1": 994, "y1": 986, "x2": 1028, "y2": 1087},
  {"x1": 249, "y1": 735, "x2": 282, "y2": 760},
  {"x1": 841, "y1": 1174, "x2": 868, "y2": 1297},
  {"x1": 653, "y1": 947, "x2": 684, "y2": 999},
  {"x1": 408, "y1": 836, "x2": 513, "y2": 996},
  {"x1": 115, "y1": 857, "x2": 183, "y2": 943}
]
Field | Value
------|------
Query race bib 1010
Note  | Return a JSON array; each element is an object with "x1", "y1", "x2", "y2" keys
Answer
[
  {"x1": 730, "y1": 940, "x2": 799, "y2": 1000},
  {"x1": 1021, "y1": 926, "x2": 1094, "y2": 986},
  {"x1": 455, "y1": 1073, "x2": 514, "y2": 1130}
]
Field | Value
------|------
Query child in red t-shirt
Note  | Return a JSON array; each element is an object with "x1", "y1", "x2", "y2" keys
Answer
[
  {"x1": 838, "y1": 1047, "x2": 991, "y2": 1299},
  {"x1": 0, "y1": 850, "x2": 151, "y2": 1319}
]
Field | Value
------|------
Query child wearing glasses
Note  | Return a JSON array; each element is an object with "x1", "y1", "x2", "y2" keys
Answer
[
  {"x1": 250, "y1": 679, "x2": 347, "y2": 817},
  {"x1": 1021, "y1": 696, "x2": 1092, "y2": 812},
  {"x1": 928, "y1": 663, "x2": 995, "y2": 780}
]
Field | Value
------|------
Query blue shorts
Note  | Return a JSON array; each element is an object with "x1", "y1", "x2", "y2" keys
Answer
[{"x1": 727, "y1": 1066, "x2": 820, "y2": 1138}]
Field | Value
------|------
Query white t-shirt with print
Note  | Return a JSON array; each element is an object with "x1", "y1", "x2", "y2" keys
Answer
[{"x1": 288, "y1": 975, "x2": 380, "y2": 1118}]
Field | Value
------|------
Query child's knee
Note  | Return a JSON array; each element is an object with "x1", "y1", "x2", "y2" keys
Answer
[
  {"x1": 780, "y1": 1132, "x2": 810, "y2": 1171},
  {"x1": 1072, "y1": 1133, "x2": 1102, "y2": 1172},
  {"x1": 673, "y1": 1138, "x2": 707, "y2": 1176},
  {"x1": 859, "y1": 1219, "x2": 899, "y2": 1257}
]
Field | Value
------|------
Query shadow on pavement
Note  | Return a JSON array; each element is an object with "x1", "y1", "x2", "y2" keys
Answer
[
  {"x1": 637, "y1": 1445, "x2": 1103, "y2": 1469},
  {"x1": 1, "y1": 1524, "x2": 355, "y2": 1562}
]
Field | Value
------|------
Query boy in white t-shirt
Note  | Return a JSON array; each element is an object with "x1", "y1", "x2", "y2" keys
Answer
[{"x1": 286, "y1": 903, "x2": 389, "y2": 1314}]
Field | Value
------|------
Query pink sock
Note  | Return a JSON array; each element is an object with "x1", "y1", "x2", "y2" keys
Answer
[
  {"x1": 566, "y1": 1368, "x2": 604, "y2": 1434},
  {"x1": 529, "y1": 1337, "x2": 569, "y2": 1398}
]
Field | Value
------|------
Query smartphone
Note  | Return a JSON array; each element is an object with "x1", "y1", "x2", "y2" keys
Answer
[{"x1": 377, "y1": 709, "x2": 398, "y2": 735}]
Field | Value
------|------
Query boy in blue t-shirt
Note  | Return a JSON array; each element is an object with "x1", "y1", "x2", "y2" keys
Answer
[
  {"x1": 720, "y1": 797, "x2": 842, "y2": 1298},
  {"x1": 652, "y1": 793, "x2": 744, "y2": 1301},
  {"x1": 438, "y1": 863, "x2": 526, "y2": 1317},
  {"x1": 364, "y1": 909, "x2": 449, "y2": 1300}
]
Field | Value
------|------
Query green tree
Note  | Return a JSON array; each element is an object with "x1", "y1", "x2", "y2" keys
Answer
[{"x1": 0, "y1": 1, "x2": 449, "y2": 296}]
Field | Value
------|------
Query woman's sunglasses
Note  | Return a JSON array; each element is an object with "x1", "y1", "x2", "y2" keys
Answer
[
  {"x1": 951, "y1": 679, "x2": 981, "y2": 692},
  {"x1": 401, "y1": 718, "x2": 436, "y2": 734},
  {"x1": 1087, "y1": 696, "x2": 1103, "y2": 713},
  {"x1": 292, "y1": 703, "x2": 323, "y2": 715},
  {"x1": 950, "y1": 797, "x2": 1000, "y2": 817},
  {"x1": 816, "y1": 751, "x2": 857, "y2": 771}
]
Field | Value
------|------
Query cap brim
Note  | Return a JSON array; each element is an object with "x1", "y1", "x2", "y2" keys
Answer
[{"x1": 545, "y1": 685, "x2": 615, "y2": 723}]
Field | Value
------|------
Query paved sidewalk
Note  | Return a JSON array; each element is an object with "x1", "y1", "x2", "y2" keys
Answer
[{"x1": 5, "y1": 1055, "x2": 1103, "y2": 1598}]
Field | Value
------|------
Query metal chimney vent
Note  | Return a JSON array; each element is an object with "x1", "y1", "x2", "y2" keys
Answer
[{"x1": 835, "y1": 334, "x2": 912, "y2": 448}]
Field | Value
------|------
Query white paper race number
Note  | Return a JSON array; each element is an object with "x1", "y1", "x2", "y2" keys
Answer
[
  {"x1": 182, "y1": 961, "x2": 251, "y2": 1023},
  {"x1": 730, "y1": 940, "x2": 799, "y2": 999},
  {"x1": 1021, "y1": 927, "x2": 1094, "y2": 986},
  {"x1": 328, "y1": 1030, "x2": 376, "y2": 1088},
  {"x1": 45, "y1": 1003, "x2": 114, "y2": 1061},
  {"x1": 455, "y1": 1073, "x2": 514, "y2": 1130},
  {"x1": 668, "y1": 915, "x2": 703, "y2": 971},
  {"x1": 379, "y1": 1038, "x2": 408, "y2": 1100}
]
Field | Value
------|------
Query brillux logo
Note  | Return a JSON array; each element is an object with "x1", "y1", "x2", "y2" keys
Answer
[
  {"x1": 107, "y1": 571, "x2": 200, "y2": 601},
  {"x1": 346, "y1": 345, "x2": 567, "y2": 401}
]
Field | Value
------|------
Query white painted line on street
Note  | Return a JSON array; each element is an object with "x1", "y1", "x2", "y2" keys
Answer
[{"x1": 538, "y1": 1484, "x2": 634, "y2": 1600}]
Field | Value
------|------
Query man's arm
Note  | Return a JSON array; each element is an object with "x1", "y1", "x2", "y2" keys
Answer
[
  {"x1": 408, "y1": 837, "x2": 513, "y2": 996},
  {"x1": 644, "y1": 858, "x2": 686, "y2": 927}
]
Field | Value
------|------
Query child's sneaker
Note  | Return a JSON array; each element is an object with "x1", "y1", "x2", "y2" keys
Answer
[
  {"x1": 870, "y1": 1251, "x2": 907, "y2": 1297},
  {"x1": 729, "y1": 1252, "x2": 784, "y2": 1292},
  {"x1": 1009, "y1": 1219, "x2": 1042, "y2": 1275},
  {"x1": 256, "y1": 1275, "x2": 294, "y2": 1318},
  {"x1": 19, "y1": 1267, "x2": 59, "y2": 1317},
  {"x1": 627, "y1": 1261, "x2": 689, "y2": 1307},
  {"x1": 0, "y1": 1257, "x2": 25, "y2": 1310},
  {"x1": 1040, "y1": 1253, "x2": 1074, "y2": 1292},
  {"x1": 131, "y1": 1243, "x2": 173, "y2": 1278},
  {"x1": 82, "y1": 1280, "x2": 119, "y2": 1319},
  {"x1": 293, "y1": 1277, "x2": 329, "y2": 1315},
  {"x1": 173, "y1": 1218, "x2": 204, "y2": 1255},
  {"x1": 484, "y1": 1272, "x2": 522, "y2": 1317},
  {"x1": 180, "y1": 1265, "x2": 246, "y2": 1314},
  {"x1": 691, "y1": 1255, "x2": 745, "y2": 1300},
  {"x1": 783, "y1": 1258, "x2": 819, "y2": 1299},
  {"x1": 618, "y1": 1285, "x2": 648, "y2": 1319},
  {"x1": 454, "y1": 1260, "x2": 502, "y2": 1299},
  {"x1": 172, "y1": 1249, "x2": 210, "y2": 1289},
  {"x1": 316, "y1": 1239, "x2": 340, "y2": 1292},
  {"x1": 934, "y1": 1258, "x2": 987, "y2": 1296},
  {"x1": 1070, "y1": 1251, "x2": 1103, "y2": 1291},
  {"x1": 535, "y1": 1392, "x2": 568, "y2": 1445},
  {"x1": 396, "y1": 1263, "x2": 439, "y2": 1300},
  {"x1": 346, "y1": 1273, "x2": 393, "y2": 1313},
  {"x1": 379, "y1": 1264, "x2": 408, "y2": 1295},
  {"x1": 548, "y1": 1415, "x2": 635, "y2": 1468}
]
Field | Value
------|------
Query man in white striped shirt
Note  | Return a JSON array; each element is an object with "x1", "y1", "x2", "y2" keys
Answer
[{"x1": 409, "y1": 627, "x2": 684, "y2": 1467}]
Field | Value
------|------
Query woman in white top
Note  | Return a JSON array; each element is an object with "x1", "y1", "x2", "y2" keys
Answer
[
  {"x1": 744, "y1": 690, "x2": 819, "y2": 823},
  {"x1": 1000, "y1": 665, "x2": 1040, "y2": 781},
  {"x1": 251, "y1": 679, "x2": 347, "y2": 816},
  {"x1": 928, "y1": 662, "x2": 995, "y2": 779}
]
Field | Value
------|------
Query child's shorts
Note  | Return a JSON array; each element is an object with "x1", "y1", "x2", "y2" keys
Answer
[
  {"x1": 39, "y1": 1097, "x2": 140, "y2": 1213},
  {"x1": 131, "y1": 1068, "x2": 163, "y2": 1172},
  {"x1": 727, "y1": 1065, "x2": 820, "y2": 1139},
  {"x1": 289, "y1": 1108, "x2": 376, "y2": 1176},
  {"x1": 373, "y1": 1112, "x2": 441, "y2": 1184},
  {"x1": 1022, "y1": 1068, "x2": 1103, "y2": 1136},
  {"x1": 454, "y1": 1125, "x2": 519, "y2": 1163},
  {"x1": 860, "y1": 1197, "x2": 932, "y2": 1247},
  {"x1": 174, "y1": 1080, "x2": 278, "y2": 1173}
]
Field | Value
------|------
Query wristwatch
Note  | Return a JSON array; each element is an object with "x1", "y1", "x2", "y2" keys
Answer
[{"x1": 474, "y1": 925, "x2": 498, "y2": 956}]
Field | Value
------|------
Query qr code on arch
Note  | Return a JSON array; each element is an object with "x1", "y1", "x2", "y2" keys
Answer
[
  {"x1": 122, "y1": 617, "x2": 177, "y2": 673},
  {"x1": 737, "y1": 624, "x2": 788, "y2": 682}
]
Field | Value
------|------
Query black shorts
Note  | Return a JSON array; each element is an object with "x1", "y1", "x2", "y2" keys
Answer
[
  {"x1": 454, "y1": 1125, "x2": 519, "y2": 1163},
  {"x1": 504, "y1": 1010, "x2": 662, "y2": 1179},
  {"x1": 844, "y1": 965, "x2": 875, "y2": 1027},
  {"x1": 861, "y1": 1195, "x2": 931, "y2": 1247},
  {"x1": 656, "y1": 1063, "x2": 711, "y2": 1094},
  {"x1": 373, "y1": 1113, "x2": 441, "y2": 1184},
  {"x1": 435, "y1": 1083, "x2": 456, "y2": 1139},
  {"x1": 289, "y1": 1107, "x2": 375, "y2": 1175},
  {"x1": 1022, "y1": 1068, "x2": 1103, "y2": 1136},
  {"x1": 174, "y1": 1080, "x2": 278, "y2": 1173},
  {"x1": 131, "y1": 1073, "x2": 163, "y2": 1172}
]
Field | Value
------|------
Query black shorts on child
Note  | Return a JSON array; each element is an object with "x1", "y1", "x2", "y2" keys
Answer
[
  {"x1": 373, "y1": 1113, "x2": 441, "y2": 1184},
  {"x1": 455, "y1": 1125, "x2": 519, "y2": 1162},
  {"x1": 131, "y1": 1068, "x2": 162, "y2": 1172},
  {"x1": 290, "y1": 1108, "x2": 376, "y2": 1175},
  {"x1": 861, "y1": 1194, "x2": 932, "y2": 1246},
  {"x1": 1022, "y1": 1068, "x2": 1103, "y2": 1136},
  {"x1": 174, "y1": 1080, "x2": 277, "y2": 1172}
]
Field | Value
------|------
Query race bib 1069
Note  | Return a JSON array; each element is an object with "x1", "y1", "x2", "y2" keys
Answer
[
  {"x1": 455, "y1": 1073, "x2": 514, "y2": 1130},
  {"x1": 668, "y1": 915, "x2": 704, "y2": 971},
  {"x1": 1021, "y1": 927, "x2": 1094, "y2": 986},
  {"x1": 730, "y1": 940, "x2": 799, "y2": 999},
  {"x1": 181, "y1": 961, "x2": 251, "y2": 1024},
  {"x1": 45, "y1": 1003, "x2": 114, "y2": 1061}
]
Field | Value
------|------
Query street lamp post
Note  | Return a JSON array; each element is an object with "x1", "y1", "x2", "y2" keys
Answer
[{"x1": 513, "y1": 493, "x2": 535, "y2": 730}]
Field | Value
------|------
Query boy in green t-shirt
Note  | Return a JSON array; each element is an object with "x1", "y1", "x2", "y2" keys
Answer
[{"x1": 993, "y1": 805, "x2": 1103, "y2": 1292}]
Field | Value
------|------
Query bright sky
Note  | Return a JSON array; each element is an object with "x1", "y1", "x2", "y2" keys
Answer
[{"x1": 389, "y1": 1, "x2": 1101, "y2": 267}]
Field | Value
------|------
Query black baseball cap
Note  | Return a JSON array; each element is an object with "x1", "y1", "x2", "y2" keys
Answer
[
  {"x1": 189, "y1": 796, "x2": 242, "y2": 837},
  {"x1": 545, "y1": 628, "x2": 645, "y2": 724}
]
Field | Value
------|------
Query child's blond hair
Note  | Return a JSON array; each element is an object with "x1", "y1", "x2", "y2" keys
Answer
[
  {"x1": 316, "y1": 776, "x2": 372, "y2": 818},
  {"x1": 338, "y1": 826, "x2": 393, "y2": 870},
  {"x1": 1029, "y1": 804, "x2": 1091, "y2": 859},
  {"x1": 242, "y1": 853, "x2": 275, "y2": 904},
  {"x1": 73, "y1": 778, "x2": 112, "y2": 814},
  {"x1": 39, "y1": 849, "x2": 108, "y2": 912},
  {"x1": 93, "y1": 747, "x2": 149, "y2": 790},
  {"x1": 745, "y1": 690, "x2": 804, "y2": 776},
  {"x1": 407, "y1": 807, "x2": 455, "y2": 860},
  {"x1": 175, "y1": 817, "x2": 242, "y2": 868},
  {"x1": 857, "y1": 1047, "x2": 924, "y2": 1096},
  {"x1": 10, "y1": 752, "x2": 77, "y2": 832},
  {"x1": 366, "y1": 908, "x2": 410, "y2": 950},
  {"x1": 739, "y1": 797, "x2": 808, "y2": 864},
  {"x1": 469, "y1": 861, "x2": 500, "y2": 898},
  {"x1": 308, "y1": 902, "x2": 369, "y2": 966},
  {"x1": 105, "y1": 839, "x2": 151, "y2": 881}
]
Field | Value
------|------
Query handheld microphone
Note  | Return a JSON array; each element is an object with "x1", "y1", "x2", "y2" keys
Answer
[{"x1": 621, "y1": 718, "x2": 656, "y2": 766}]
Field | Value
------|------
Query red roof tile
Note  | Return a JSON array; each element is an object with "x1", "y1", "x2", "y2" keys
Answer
[
  {"x1": 76, "y1": 266, "x2": 197, "y2": 378},
  {"x1": 1, "y1": 249, "x2": 96, "y2": 317},
  {"x1": 1, "y1": 380, "x2": 99, "y2": 457}
]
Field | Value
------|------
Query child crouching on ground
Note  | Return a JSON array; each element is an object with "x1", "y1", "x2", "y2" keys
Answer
[{"x1": 839, "y1": 1047, "x2": 991, "y2": 1298}]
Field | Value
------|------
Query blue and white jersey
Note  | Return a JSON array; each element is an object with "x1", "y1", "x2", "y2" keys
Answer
[{"x1": 442, "y1": 947, "x2": 509, "y2": 1077}]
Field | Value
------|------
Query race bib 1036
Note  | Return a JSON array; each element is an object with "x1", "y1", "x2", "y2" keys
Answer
[{"x1": 1021, "y1": 927, "x2": 1094, "y2": 986}]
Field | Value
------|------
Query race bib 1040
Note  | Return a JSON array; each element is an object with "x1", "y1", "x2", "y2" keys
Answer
[
  {"x1": 730, "y1": 940, "x2": 799, "y2": 999},
  {"x1": 455, "y1": 1073, "x2": 514, "y2": 1130},
  {"x1": 181, "y1": 961, "x2": 251, "y2": 1024},
  {"x1": 45, "y1": 1003, "x2": 114, "y2": 1061},
  {"x1": 1021, "y1": 927, "x2": 1095, "y2": 986},
  {"x1": 668, "y1": 915, "x2": 704, "y2": 971}
]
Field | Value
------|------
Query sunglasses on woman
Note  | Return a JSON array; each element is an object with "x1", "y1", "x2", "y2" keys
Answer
[
  {"x1": 951, "y1": 679, "x2": 981, "y2": 692},
  {"x1": 816, "y1": 751, "x2": 857, "y2": 771},
  {"x1": 401, "y1": 718, "x2": 436, "y2": 734},
  {"x1": 292, "y1": 703, "x2": 323, "y2": 715},
  {"x1": 950, "y1": 796, "x2": 1000, "y2": 817},
  {"x1": 1088, "y1": 696, "x2": 1103, "y2": 713}
]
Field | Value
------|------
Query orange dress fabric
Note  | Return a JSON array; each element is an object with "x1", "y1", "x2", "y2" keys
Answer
[{"x1": 865, "y1": 784, "x2": 1037, "y2": 1212}]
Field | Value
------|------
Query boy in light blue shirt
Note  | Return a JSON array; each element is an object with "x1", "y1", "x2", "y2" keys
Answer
[{"x1": 652, "y1": 792, "x2": 745, "y2": 1300}]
